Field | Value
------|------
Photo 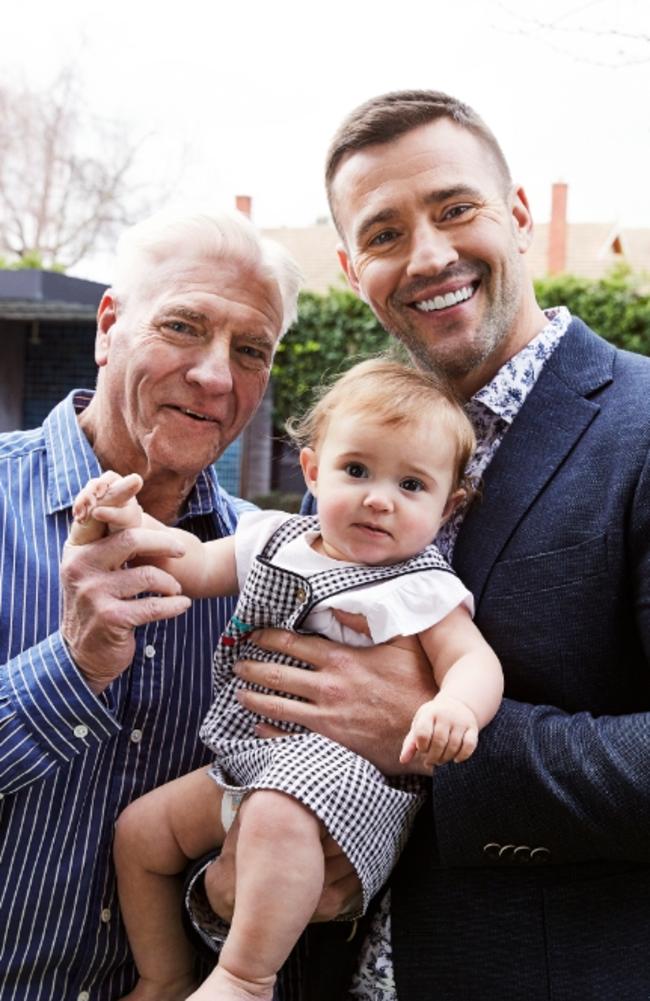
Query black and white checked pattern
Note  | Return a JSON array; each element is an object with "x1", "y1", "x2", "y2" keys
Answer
[{"x1": 200, "y1": 515, "x2": 457, "y2": 911}]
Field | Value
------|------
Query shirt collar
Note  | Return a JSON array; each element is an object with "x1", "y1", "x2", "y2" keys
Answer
[
  {"x1": 43, "y1": 391, "x2": 103, "y2": 514},
  {"x1": 43, "y1": 389, "x2": 235, "y2": 528},
  {"x1": 469, "y1": 306, "x2": 572, "y2": 424},
  {"x1": 178, "y1": 465, "x2": 232, "y2": 527}
]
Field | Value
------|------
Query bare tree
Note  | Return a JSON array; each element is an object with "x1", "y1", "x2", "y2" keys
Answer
[
  {"x1": 0, "y1": 69, "x2": 148, "y2": 269},
  {"x1": 493, "y1": 1, "x2": 650, "y2": 68}
]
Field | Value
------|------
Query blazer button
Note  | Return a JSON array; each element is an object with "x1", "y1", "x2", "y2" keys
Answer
[
  {"x1": 498, "y1": 844, "x2": 515, "y2": 861},
  {"x1": 482, "y1": 842, "x2": 501, "y2": 859},
  {"x1": 530, "y1": 846, "x2": 551, "y2": 864},
  {"x1": 513, "y1": 845, "x2": 532, "y2": 863},
  {"x1": 295, "y1": 587, "x2": 307, "y2": 603}
]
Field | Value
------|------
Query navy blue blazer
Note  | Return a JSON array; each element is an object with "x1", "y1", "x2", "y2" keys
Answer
[{"x1": 391, "y1": 318, "x2": 650, "y2": 999}]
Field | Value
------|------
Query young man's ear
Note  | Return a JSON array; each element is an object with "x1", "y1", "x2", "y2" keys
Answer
[
  {"x1": 510, "y1": 184, "x2": 534, "y2": 254},
  {"x1": 336, "y1": 243, "x2": 362, "y2": 297},
  {"x1": 95, "y1": 291, "x2": 118, "y2": 367},
  {"x1": 441, "y1": 488, "x2": 466, "y2": 524},
  {"x1": 299, "y1": 447, "x2": 319, "y2": 496}
]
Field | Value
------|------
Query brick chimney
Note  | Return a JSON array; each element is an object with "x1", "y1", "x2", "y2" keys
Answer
[
  {"x1": 548, "y1": 182, "x2": 568, "y2": 275},
  {"x1": 235, "y1": 195, "x2": 252, "y2": 219}
]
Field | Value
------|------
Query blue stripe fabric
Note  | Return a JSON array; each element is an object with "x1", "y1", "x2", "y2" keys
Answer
[{"x1": 0, "y1": 391, "x2": 238, "y2": 1000}]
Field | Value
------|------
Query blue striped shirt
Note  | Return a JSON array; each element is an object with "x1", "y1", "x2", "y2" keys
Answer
[{"x1": 0, "y1": 390, "x2": 238, "y2": 1001}]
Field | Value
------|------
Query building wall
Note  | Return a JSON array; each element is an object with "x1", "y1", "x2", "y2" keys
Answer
[
  {"x1": 0, "y1": 321, "x2": 26, "y2": 432},
  {"x1": 214, "y1": 439, "x2": 242, "y2": 497},
  {"x1": 240, "y1": 389, "x2": 273, "y2": 500},
  {"x1": 22, "y1": 321, "x2": 98, "y2": 429}
]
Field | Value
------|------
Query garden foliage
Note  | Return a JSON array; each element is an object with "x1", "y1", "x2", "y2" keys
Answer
[{"x1": 272, "y1": 266, "x2": 650, "y2": 432}]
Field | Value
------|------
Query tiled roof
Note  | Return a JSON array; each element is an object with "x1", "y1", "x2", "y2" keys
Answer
[
  {"x1": 527, "y1": 223, "x2": 650, "y2": 280},
  {"x1": 0, "y1": 271, "x2": 106, "y2": 321},
  {"x1": 0, "y1": 299, "x2": 99, "y2": 321},
  {"x1": 265, "y1": 221, "x2": 650, "y2": 292},
  {"x1": 263, "y1": 223, "x2": 346, "y2": 294},
  {"x1": 618, "y1": 228, "x2": 650, "y2": 273}
]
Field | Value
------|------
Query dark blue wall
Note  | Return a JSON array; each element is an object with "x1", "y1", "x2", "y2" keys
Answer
[{"x1": 22, "y1": 322, "x2": 98, "y2": 429}]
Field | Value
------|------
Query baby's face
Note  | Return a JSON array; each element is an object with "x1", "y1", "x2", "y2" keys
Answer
[{"x1": 300, "y1": 410, "x2": 460, "y2": 565}]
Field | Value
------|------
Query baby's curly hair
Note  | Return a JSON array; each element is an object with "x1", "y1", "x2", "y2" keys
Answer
[{"x1": 286, "y1": 356, "x2": 475, "y2": 496}]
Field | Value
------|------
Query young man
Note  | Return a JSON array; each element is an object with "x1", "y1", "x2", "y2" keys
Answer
[{"x1": 208, "y1": 91, "x2": 650, "y2": 999}]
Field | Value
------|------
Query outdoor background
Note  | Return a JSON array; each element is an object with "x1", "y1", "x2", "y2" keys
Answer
[
  {"x1": 1, "y1": 0, "x2": 648, "y2": 281},
  {"x1": 1, "y1": 0, "x2": 649, "y2": 500}
]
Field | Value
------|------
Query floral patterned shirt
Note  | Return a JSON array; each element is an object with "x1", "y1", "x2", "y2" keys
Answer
[{"x1": 436, "y1": 306, "x2": 570, "y2": 561}]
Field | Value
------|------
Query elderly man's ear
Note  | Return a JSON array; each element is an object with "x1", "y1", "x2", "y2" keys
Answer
[{"x1": 95, "y1": 292, "x2": 118, "y2": 367}]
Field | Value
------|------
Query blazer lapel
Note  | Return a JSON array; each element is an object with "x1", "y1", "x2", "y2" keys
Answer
[{"x1": 453, "y1": 320, "x2": 615, "y2": 605}]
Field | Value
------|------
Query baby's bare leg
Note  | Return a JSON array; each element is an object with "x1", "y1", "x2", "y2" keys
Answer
[
  {"x1": 114, "y1": 766, "x2": 226, "y2": 1001},
  {"x1": 69, "y1": 470, "x2": 143, "y2": 546},
  {"x1": 188, "y1": 789, "x2": 327, "y2": 1001}
]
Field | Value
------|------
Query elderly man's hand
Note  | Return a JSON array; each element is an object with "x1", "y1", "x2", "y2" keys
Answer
[
  {"x1": 61, "y1": 528, "x2": 191, "y2": 693},
  {"x1": 233, "y1": 625, "x2": 438, "y2": 776},
  {"x1": 203, "y1": 820, "x2": 363, "y2": 924}
]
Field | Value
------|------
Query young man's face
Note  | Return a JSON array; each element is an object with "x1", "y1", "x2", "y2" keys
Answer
[
  {"x1": 93, "y1": 252, "x2": 283, "y2": 482},
  {"x1": 332, "y1": 119, "x2": 535, "y2": 397}
]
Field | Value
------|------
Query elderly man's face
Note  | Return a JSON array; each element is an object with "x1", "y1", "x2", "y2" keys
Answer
[
  {"x1": 94, "y1": 252, "x2": 283, "y2": 481},
  {"x1": 332, "y1": 119, "x2": 534, "y2": 396}
]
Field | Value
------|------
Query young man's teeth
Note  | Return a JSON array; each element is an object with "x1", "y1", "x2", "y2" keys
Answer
[{"x1": 415, "y1": 285, "x2": 474, "y2": 312}]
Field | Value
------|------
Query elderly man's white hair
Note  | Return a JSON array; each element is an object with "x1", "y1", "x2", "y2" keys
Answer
[{"x1": 111, "y1": 210, "x2": 303, "y2": 336}]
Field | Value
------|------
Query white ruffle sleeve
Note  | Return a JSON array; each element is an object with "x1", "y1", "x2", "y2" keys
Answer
[
  {"x1": 233, "y1": 509, "x2": 293, "y2": 589},
  {"x1": 324, "y1": 570, "x2": 474, "y2": 644}
]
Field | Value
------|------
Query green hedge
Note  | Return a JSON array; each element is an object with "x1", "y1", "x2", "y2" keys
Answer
[
  {"x1": 534, "y1": 265, "x2": 650, "y2": 356},
  {"x1": 272, "y1": 266, "x2": 650, "y2": 432},
  {"x1": 0, "y1": 251, "x2": 65, "y2": 271},
  {"x1": 272, "y1": 287, "x2": 390, "y2": 431}
]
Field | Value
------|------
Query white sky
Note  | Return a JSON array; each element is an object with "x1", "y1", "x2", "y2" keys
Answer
[{"x1": 2, "y1": 0, "x2": 649, "y2": 281}]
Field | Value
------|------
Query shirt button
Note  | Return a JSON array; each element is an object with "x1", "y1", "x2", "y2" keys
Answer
[
  {"x1": 100, "y1": 908, "x2": 112, "y2": 923},
  {"x1": 130, "y1": 729, "x2": 143, "y2": 744},
  {"x1": 144, "y1": 644, "x2": 156, "y2": 658},
  {"x1": 77, "y1": 992, "x2": 90, "y2": 1001},
  {"x1": 73, "y1": 724, "x2": 89, "y2": 739}
]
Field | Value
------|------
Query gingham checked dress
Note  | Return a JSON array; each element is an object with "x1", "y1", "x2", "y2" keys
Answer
[{"x1": 199, "y1": 512, "x2": 471, "y2": 911}]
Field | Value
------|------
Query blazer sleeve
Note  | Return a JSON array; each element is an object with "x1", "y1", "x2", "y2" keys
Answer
[
  {"x1": 431, "y1": 427, "x2": 650, "y2": 867},
  {"x1": 432, "y1": 697, "x2": 650, "y2": 866}
]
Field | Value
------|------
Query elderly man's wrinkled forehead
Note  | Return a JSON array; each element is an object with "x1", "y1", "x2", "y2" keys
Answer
[
  {"x1": 114, "y1": 246, "x2": 269, "y2": 304},
  {"x1": 107, "y1": 211, "x2": 302, "y2": 335},
  {"x1": 111, "y1": 259, "x2": 283, "y2": 352},
  {"x1": 106, "y1": 249, "x2": 285, "y2": 352}
]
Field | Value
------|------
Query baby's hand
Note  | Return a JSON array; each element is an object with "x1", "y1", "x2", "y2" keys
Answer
[
  {"x1": 69, "y1": 471, "x2": 144, "y2": 546},
  {"x1": 400, "y1": 693, "x2": 479, "y2": 768}
]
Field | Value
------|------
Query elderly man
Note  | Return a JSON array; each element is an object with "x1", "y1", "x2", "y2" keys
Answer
[
  {"x1": 221, "y1": 91, "x2": 650, "y2": 999},
  {"x1": 0, "y1": 210, "x2": 301, "y2": 1000}
]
